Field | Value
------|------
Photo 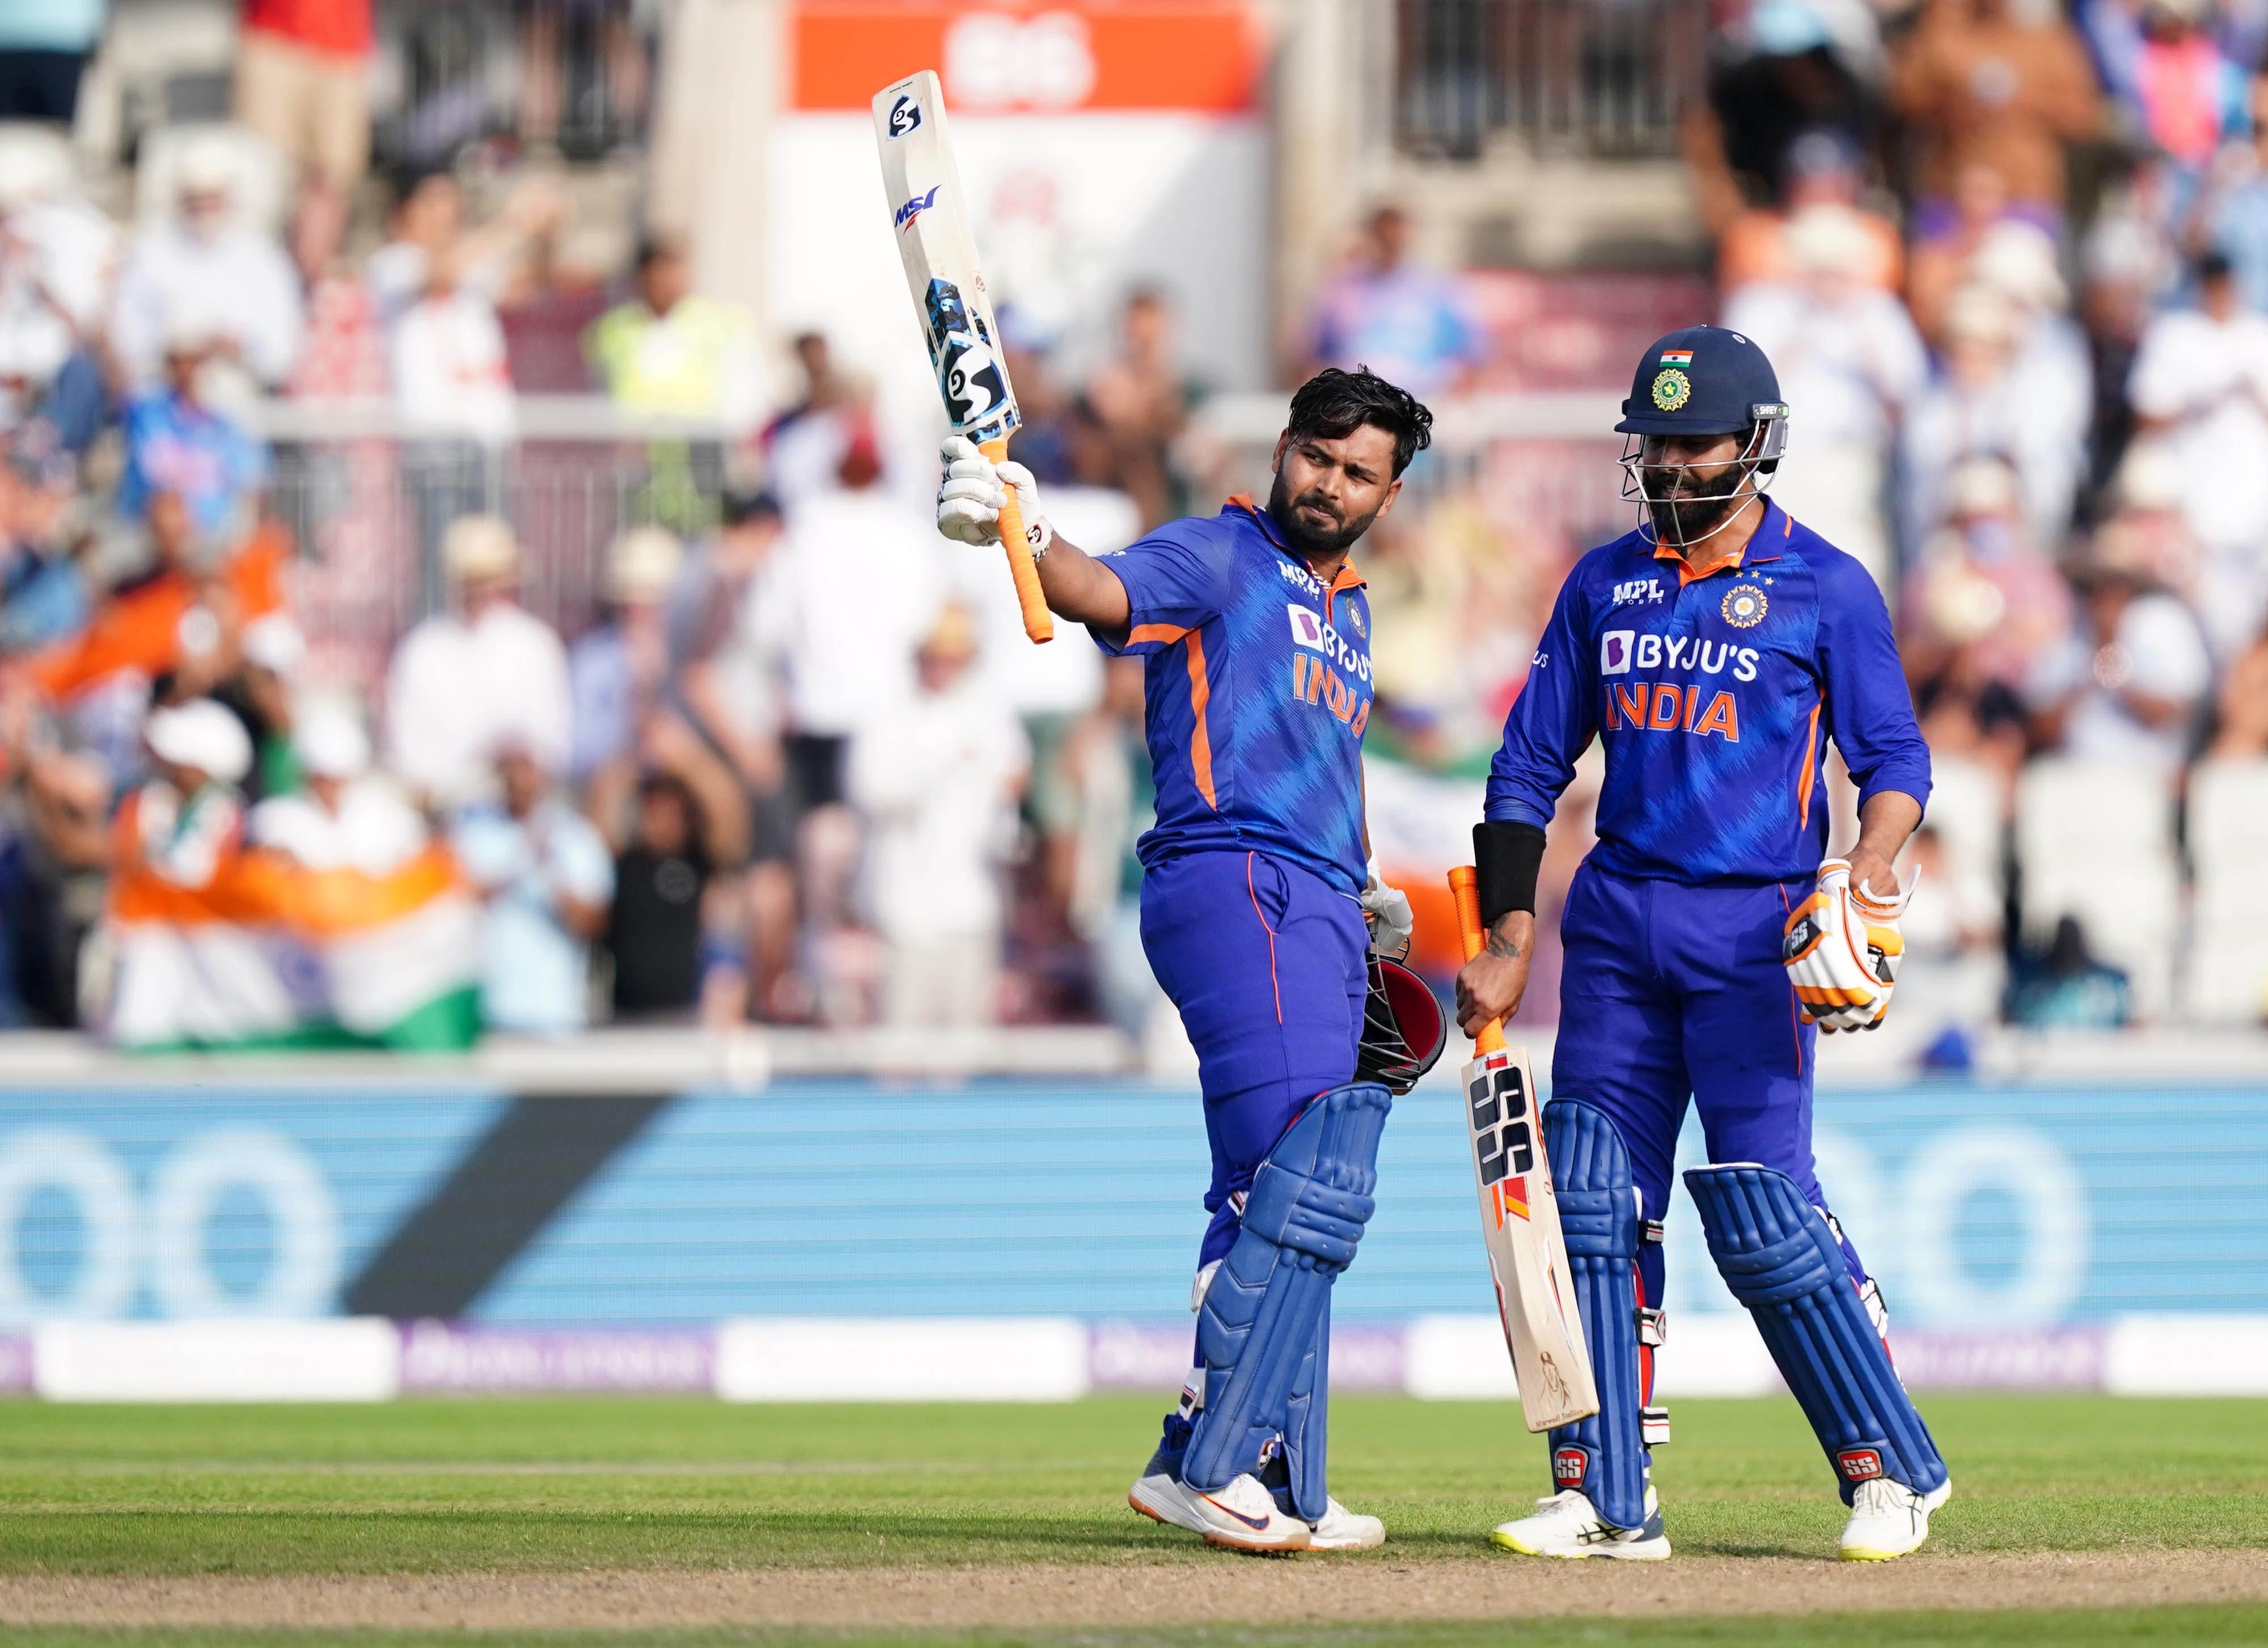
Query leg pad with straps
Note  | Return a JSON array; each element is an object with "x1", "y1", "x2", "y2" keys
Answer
[
  {"x1": 1183, "y1": 1082, "x2": 1391, "y2": 1522},
  {"x1": 1685, "y1": 1163, "x2": 1948, "y2": 1504},
  {"x1": 1543, "y1": 1098, "x2": 1654, "y2": 1531}
]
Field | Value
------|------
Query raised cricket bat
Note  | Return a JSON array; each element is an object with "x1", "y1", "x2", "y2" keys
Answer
[
  {"x1": 872, "y1": 70, "x2": 1052, "y2": 645},
  {"x1": 1448, "y1": 866, "x2": 1598, "y2": 1432}
]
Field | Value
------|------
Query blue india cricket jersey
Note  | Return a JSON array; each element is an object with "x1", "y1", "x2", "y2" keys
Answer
[
  {"x1": 1488, "y1": 499, "x2": 1930, "y2": 886},
  {"x1": 1093, "y1": 497, "x2": 1373, "y2": 896}
]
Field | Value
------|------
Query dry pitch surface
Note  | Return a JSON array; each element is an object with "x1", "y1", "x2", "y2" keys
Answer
[{"x1": 0, "y1": 1395, "x2": 2263, "y2": 1645}]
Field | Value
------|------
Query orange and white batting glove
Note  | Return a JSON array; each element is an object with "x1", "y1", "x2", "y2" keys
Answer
[
  {"x1": 1781, "y1": 858, "x2": 1915, "y2": 1033},
  {"x1": 936, "y1": 435, "x2": 1052, "y2": 554}
]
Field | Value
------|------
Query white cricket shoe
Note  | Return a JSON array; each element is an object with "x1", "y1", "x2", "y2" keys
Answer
[
  {"x1": 1838, "y1": 1476, "x2": 1952, "y2": 1561},
  {"x1": 1129, "y1": 1468, "x2": 1312, "y2": 1554},
  {"x1": 1489, "y1": 1485, "x2": 1671, "y2": 1560},
  {"x1": 1307, "y1": 1497, "x2": 1386, "y2": 1551}
]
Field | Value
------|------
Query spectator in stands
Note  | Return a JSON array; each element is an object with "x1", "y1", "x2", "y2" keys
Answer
[
  {"x1": 1906, "y1": 454, "x2": 2075, "y2": 693},
  {"x1": 248, "y1": 701, "x2": 425, "y2": 875},
  {"x1": 116, "y1": 321, "x2": 270, "y2": 545},
  {"x1": 583, "y1": 234, "x2": 761, "y2": 426},
  {"x1": 0, "y1": 697, "x2": 107, "y2": 1026},
  {"x1": 235, "y1": 0, "x2": 373, "y2": 193},
  {"x1": 0, "y1": 0, "x2": 101, "y2": 124},
  {"x1": 1056, "y1": 654, "x2": 1160, "y2": 1040},
  {"x1": 761, "y1": 332, "x2": 851, "y2": 506},
  {"x1": 752, "y1": 431, "x2": 945, "y2": 849},
  {"x1": 2204, "y1": 619, "x2": 2268, "y2": 757},
  {"x1": 2201, "y1": 77, "x2": 2268, "y2": 312},
  {"x1": 1907, "y1": 162, "x2": 2027, "y2": 344},
  {"x1": 124, "y1": 698, "x2": 253, "y2": 892},
  {"x1": 571, "y1": 524, "x2": 682, "y2": 790},
  {"x1": 1715, "y1": 129, "x2": 1903, "y2": 296},
  {"x1": 668, "y1": 485, "x2": 796, "y2": 1019},
  {"x1": 2080, "y1": 159, "x2": 2179, "y2": 506},
  {"x1": 1085, "y1": 287, "x2": 1197, "y2": 530},
  {"x1": 227, "y1": 610, "x2": 306, "y2": 800},
  {"x1": 452, "y1": 740, "x2": 612, "y2": 1035},
  {"x1": 0, "y1": 304, "x2": 103, "y2": 457},
  {"x1": 1892, "y1": 0, "x2": 2102, "y2": 225},
  {"x1": 109, "y1": 134, "x2": 303, "y2": 392},
  {"x1": 0, "y1": 446, "x2": 88, "y2": 655},
  {"x1": 287, "y1": 175, "x2": 386, "y2": 401},
  {"x1": 384, "y1": 515, "x2": 572, "y2": 810},
  {"x1": 1973, "y1": 222, "x2": 2095, "y2": 483},
  {"x1": 2028, "y1": 531, "x2": 2211, "y2": 772},
  {"x1": 0, "y1": 134, "x2": 119, "y2": 345},
  {"x1": 604, "y1": 772, "x2": 725, "y2": 1024},
  {"x1": 1724, "y1": 200, "x2": 1927, "y2": 585},
  {"x1": 1300, "y1": 205, "x2": 1480, "y2": 401},
  {"x1": 390, "y1": 244, "x2": 516, "y2": 443},
  {"x1": 847, "y1": 605, "x2": 1028, "y2": 1028},
  {"x1": 2085, "y1": 0, "x2": 2248, "y2": 178},
  {"x1": 2007, "y1": 915, "x2": 2132, "y2": 1027},
  {"x1": 2128, "y1": 249, "x2": 2268, "y2": 658},
  {"x1": 1685, "y1": 2, "x2": 1880, "y2": 246}
]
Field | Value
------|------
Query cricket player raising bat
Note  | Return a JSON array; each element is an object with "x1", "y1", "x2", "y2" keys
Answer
[
  {"x1": 1455, "y1": 327, "x2": 1950, "y2": 1562},
  {"x1": 938, "y1": 368, "x2": 1440, "y2": 1554}
]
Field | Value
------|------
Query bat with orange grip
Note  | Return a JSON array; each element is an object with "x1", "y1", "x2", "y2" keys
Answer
[
  {"x1": 874, "y1": 70, "x2": 1052, "y2": 645},
  {"x1": 1446, "y1": 864, "x2": 1597, "y2": 1431}
]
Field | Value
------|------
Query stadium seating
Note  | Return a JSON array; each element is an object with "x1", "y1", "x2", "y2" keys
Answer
[
  {"x1": 2185, "y1": 761, "x2": 2268, "y2": 1025},
  {"x1": 2015, "y1": 760, "x2": 2181, "y2": 1019}
]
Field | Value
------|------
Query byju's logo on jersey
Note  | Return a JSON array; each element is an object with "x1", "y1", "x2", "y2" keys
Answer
[
  {"x1": 1601, "y1": 629, "x2": 1636, "y2": 675},
  {"x1": 1288, "y1": 604, "x2": 1327, "y2": 650}
]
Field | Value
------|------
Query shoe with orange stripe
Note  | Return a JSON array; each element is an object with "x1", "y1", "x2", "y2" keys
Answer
[{"x1": 1129, "y1": 1467, "x2": 1313, "y2": 1553}]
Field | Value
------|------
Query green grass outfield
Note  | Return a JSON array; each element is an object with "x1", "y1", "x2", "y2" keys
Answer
[{"x1": 0, "y1": 1395, "x2": 2262, "y2": 1645}]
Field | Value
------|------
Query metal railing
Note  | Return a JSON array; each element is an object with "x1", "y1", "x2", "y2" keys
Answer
[{"x1": 1394, "y1": 0, "x2": 1711, "y2": 162}]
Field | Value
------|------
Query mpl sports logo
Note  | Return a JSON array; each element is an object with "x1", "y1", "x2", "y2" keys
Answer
[
  {"x1": 894, "y1": 185, "x2": 941, "y2": 231},
  {"x1": 1836, "y1": 1447, "x2": 1886, "y2": 1484},
  {"x1": 1610, "y1": 577, "x2": 1664, "y2": 608}
]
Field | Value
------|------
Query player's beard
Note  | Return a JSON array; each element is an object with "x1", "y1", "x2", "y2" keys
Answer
[
  {"x1": 1268, "y1": 468, "x2": 1380, "y2": 559},
  {"x1": 1641, "y1": 460, "x2": 1748, "y2": 548}
]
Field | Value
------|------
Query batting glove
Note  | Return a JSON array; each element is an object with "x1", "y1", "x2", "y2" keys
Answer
[
  {"x1": 1782, "y1": 858, "x2": 1915, "y2": 1032},
  {"x1": 1362, "y1": 857, "x2": 1415, "y2": 962},
  {"x1": 936, "y1": 435, "x2": 1053, "y2": 554}
]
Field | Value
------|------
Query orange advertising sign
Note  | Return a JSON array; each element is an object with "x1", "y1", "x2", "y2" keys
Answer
[{"x1": 792, "y1": 2, "x2": 1261, "y2": 112}]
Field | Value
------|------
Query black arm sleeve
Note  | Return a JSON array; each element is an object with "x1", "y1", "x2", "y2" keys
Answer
[{"x1": 1474, "y1": 820, "x2": 1548, "y2": 926}]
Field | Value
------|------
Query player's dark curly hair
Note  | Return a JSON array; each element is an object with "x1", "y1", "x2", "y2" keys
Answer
[{"x1": 1285, "y1": 366, "x2": 1436, "y2": 478}]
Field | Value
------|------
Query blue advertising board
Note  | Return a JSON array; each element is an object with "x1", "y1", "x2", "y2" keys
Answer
[{"x1": 0, "y1": 1079, "x2": 2259, "y2": 1330}]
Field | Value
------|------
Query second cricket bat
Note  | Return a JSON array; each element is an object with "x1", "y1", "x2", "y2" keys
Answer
[
  {"x1": 871, "y1": 69, "x2": 1051, "y2": 644},
  {"x1": 1448, "y1": 865, "x2": 1598, "y2": 1432}
]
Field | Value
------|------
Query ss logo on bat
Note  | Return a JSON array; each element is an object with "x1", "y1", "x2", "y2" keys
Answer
[{"x1": 1469, "y1": 1064, "x2": 1534, "y2": 1187}]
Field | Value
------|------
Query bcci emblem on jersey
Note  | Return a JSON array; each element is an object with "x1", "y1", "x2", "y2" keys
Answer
[{"x1": 1721, "y1": 586, "x2": 1768, "y2": 628}]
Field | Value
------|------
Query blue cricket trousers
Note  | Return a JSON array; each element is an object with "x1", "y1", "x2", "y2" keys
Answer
[
  {"x1": 1141, "y1": 849, "x2": 1370, "y2": 1269},
  {"x1": 1554, "y1": 861, "x2": 1866, "y2": 1312}
]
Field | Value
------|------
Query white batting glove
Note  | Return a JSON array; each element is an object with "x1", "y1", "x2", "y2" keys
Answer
[
  {"x1": 1362, "y1": 858, "x2": 1415, "y2": 962},
  {"x1": 1782, "y1": 858, "x2": 1915, "y2": 1032},
  {"x1": 936, "y1": 435, "x2": 1053, "y2": 554}
]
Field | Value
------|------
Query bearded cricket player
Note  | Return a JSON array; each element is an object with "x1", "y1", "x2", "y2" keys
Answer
[
  {"x1": 1454, "y1": 327, "x2": 1950, "y2": 1562},
  {"x1": 937, "y1": 367, "x2": 1445, "y2": 1554}
]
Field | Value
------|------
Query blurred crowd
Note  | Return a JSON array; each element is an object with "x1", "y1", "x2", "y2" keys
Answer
[{"x1": 12, "y1": 0, "x2": 2268, "y2": 1045}]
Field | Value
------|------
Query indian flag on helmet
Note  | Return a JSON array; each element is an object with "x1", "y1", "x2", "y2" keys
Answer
[
  {"x1": 98, "y1": 789, "x2": 480, "y2": 1052},
  {"x1": 1659, "y1": 349, "x2": 1694, "y2": 366}
]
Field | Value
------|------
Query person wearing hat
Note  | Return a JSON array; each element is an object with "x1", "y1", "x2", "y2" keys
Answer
[
  {"x1": 383, "y1": 514, "x2": 571, "y2": 811},
  {"x1": 125, "y1": 697, "x2": 253, "y2": 891},
  {"x1": 845, "y1": 603, "x2": 1027, "y2": 1031},
  {"x1": 569, "y1": 524, "x2": 683, "y2": 789},
  {"x1": 247, "y1": 701, "x2": 425, "y2": 876},
  {"x1": 108, "y1": 134, "x2": 302, "y2": 393},
  {"x1": 1455, "y1": 327, "x2": 1947, "y2": 1561}
]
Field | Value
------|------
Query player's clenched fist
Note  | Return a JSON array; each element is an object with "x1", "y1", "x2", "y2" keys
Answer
[
  {"x1": 936, "y1": 436, "x2": 1054, "y2": 553},
  {"x1": 1781, "y1": 858, "x2": 1913, "y2": 1032}
]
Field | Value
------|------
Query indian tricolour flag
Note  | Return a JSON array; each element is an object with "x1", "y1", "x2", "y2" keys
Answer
[
  {"x1": 1660, "y1": 348, "x2": 1694, "y2": 366},
  {"x1": 100, "y1": 795, "x2": 479, "y2": 1052}
]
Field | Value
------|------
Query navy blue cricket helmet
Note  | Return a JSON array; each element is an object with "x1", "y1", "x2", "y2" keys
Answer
[{"x1": 1615, "y1": 325, "x2": 1788, "y2": 441}]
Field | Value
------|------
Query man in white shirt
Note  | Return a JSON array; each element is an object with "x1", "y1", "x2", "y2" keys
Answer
[
  {"x1": 847, "y1": 604, "x2": 1029, "y2": 1027},
  {"x1": 2129, "y1": 250, "x2": 2268, "y2": 659},
  {"x1": 108, "y1": 136, "x2": 302, "y2": 392},
  {"x1": 390, "y1": 246, "x2": 515, "y2": 443},
  {"x1": 248, "y1": 704, "x2": 427, "y2": 875},
  {"x1": 2028, "y1": 537, "x2": 2211, "y2": 773},
  {"x1": 384, "y1": 516, "x2": 572, "y2": 809},
  {"x1": 1724, "y1": 203, "x2": 1929, "y2": 586}
]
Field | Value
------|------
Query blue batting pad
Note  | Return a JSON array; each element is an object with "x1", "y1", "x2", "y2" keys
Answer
[
  {"x1": 1685, "y1": 1163, "x2": 1948, "y2": 1503},
  {"x1": 1182, "y1": 1082, "x2": 1391, "y2": 1522},
  {"x1": 1543, "y1": 1098, "x2": 1651, "y2": 1531}
]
